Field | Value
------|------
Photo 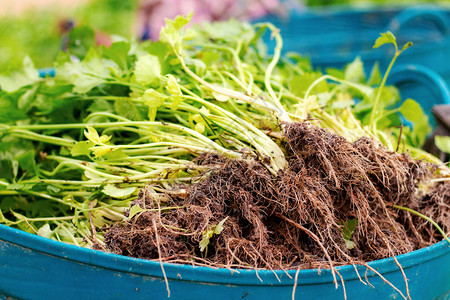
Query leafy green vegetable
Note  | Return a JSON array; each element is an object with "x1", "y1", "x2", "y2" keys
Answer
[
  {"x1": 134, "y1": 54, "x2": 162, "y2": 86},
  {"x1": 369, "y1": 31, "x2": 413, "y2": 133},
  {"x1": 341, "y1": 218, "x2": 358, "y2": 250},
  {"x1": 0, "y1": 57, "x2": 40, "y2": 93},
  {"x1": 398, "y1": 99, "x2": 431, "y2": 146},
  {"x1": 71, "y1": 141, "x2": 95, "y2": 157},
  {"x1": 345, "y1": 57, "x2": 365, "y2": 83},
  {"x1": 435, "y1": 136, "x2": 450, "y2": 154},
  {"x1": 67, "y1": 26, "x2": 97, "y2": 59},
  {"x1": 160, "y1": 12, "x2": 193, "y2": 53},
  {"x1": 102, "y1": 184, "x2": 136, "y2": 199},
  {"x1": 372, "y1": 31, "x2": 397, "y2": 49},
  {"x1": 128, "y1": 204, "x2": 145, "y2": 220},
  {"x1": 199, "y1": 217, "x2": 228, "y2": 253},
  {"x1": 0, "y1": 16, "x2": 438, "y2": 249}
]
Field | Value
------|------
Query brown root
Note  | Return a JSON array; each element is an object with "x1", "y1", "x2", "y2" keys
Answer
[{"x1": 104, "y1": 121, "x2": 449, "y2": 293}]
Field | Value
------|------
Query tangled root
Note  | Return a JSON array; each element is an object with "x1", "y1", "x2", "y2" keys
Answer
[{"x1": 105, "y1": 122, "x2": 448, "y2": 275}]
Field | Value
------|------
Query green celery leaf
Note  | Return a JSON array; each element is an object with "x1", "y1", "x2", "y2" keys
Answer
[
  {"x1": 7, "y1": 182, "x2": 36, "y2": 191},
  {"x1": 0, "y1": 92, "x2": 28, "y2": 123},
  {"x1": 140, "y1": 88, "x2": 166, "y2": 121},
  {"x1": 160, "y1": 12, "x2": 193, "y2": 53},
  {"x1": 0, "y1": 161, "x2": 15, "y2": 182},
  {"x1": 200, "y1": 217, "x2": 228, "y2": 252},
  {"x1": 213, "y1": 216, "x2": 228, "y2": 235},
  {"x1": 325, "y1": 68, "x2": 345, "y2": 80},
  {"x1": 87, "y1": 99, "x2": 114, "y2": 114},
  {"x1": 398, "y1": 98, "x2": 425, "y2": 123},
  {"x1": 345, "y1": 57, "x2": 365, "y2": 83},
  {"x1": 134, "y1": 54, "x2": 161, "y2": 86},
  {"x1": 102, "y1": 41, "x2": 131, "y2": 70},
  {"x1": 342, "y1": 218, "x2": 358, "y2": 240},
  {"x1": 128, "y1": 204, "x2": 145, "y2": 220},
  {"x1": 71, "y1": 141, "x2": 95, "y2": 157},
  {"x1": 16, "y1": 150, "x2": 36, "y2": 176},
  {"x1": 166, "y1": 74, "x2": 181, "y2": 95},
  {"x1": 114, "y1": 98, "x2": 143, "y2": 120},
  {"x1": 0, "y1": 56, "x2": 39, "y2": 93},
  {"x1": 84, "y1": 126, "x2": 101, "y2": 144},
  {"x1": 435, "y1": 136, "x2": 450, "y2": 154},
  {"x1": 289, "y1": 72, "x2": 328, "y2": 97},
  {"x1": 17, "y1": 85, "x2": 38, "y2": 112},
  {"x1": 82, "y1": 47, "x2": 111, "y2": 78},
  {"x1": 0, "y1": 197, "x2": 21, "y2": 212},
  {"x1": 199, "y1": 229, "x2": 213, "y2": 252},
  {"x1": 398, "y1": 99, "x2": 431, "y2": 146},
  {"x1": 37, "y1": 224, "x2": 53, "y2": 239},
  {"x1": 373, "y1": 31, "x2": 396, "y2": 49},
  {"x1": 200, "y1": 51, "x2": 220, "y2": 65},
  {"x1": 368, "y1": 62, "x2": 381, "y2": 86},
  {"x1": 102, "y1": 184, "x2": 136, "y2": 198}
]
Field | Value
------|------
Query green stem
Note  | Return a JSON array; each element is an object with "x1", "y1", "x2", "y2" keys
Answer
[
  {"x1": 10, "y1": 130, "x2": 75, "y2": 147},
  {"x1": 84, "y1": 112, "x2": 132, "y2": 122},
  {"x1": 17, "y1": 190, "x2": 83, "y2": 209},
  {"x1": 59, "y1": 223, "x2": 80, "y2": 246},
  {"x1": 43, "y1": 157, "x2": 124, "y2": 180},
  {"x1": 394, "y1": 205, "x2": 450, "y2": 244},
  {"x1": 177, "y1": 54, "x2": 290, "y2": 122},
  {"x1": 369, "y1": 51, "x2": 400, "y2": 132},
  {"x1": 304, "y1": 75, "x2": 373, "y2": 101},
  {"x1": 177, "y1": 86, "x2": 287, "y2": 170},
  {"x1": 196, "y1": 43, "x2": 245, "y2": 83},
  {"x1": 11, "y1": 121, "x2": 239, "y2": 159},
  {"x1": 14, "y1": 215, "x2": 78, "y2": 224},
  {"x1": 254, "y1": 23, "x2": 284, "y2": 109}
]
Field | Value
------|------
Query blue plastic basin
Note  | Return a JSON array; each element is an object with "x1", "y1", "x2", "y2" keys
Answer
[{"x1": 0, "y1": 224, "x2": 449, "y2": 299}]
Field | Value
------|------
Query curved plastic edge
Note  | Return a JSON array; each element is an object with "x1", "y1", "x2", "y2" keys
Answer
[
  {"x1": 388, "y1": 64, "x2": 450, "y2": 105},
  {"x1": 388, "y1": 6, "x2": 450, "y2": 36},
  {"x1": 0, "y1": 223, "x2": 449, "y2": 286}
]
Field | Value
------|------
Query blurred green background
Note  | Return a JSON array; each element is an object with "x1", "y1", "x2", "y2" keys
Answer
[
  {"x1": 0, "y1": 0, "x2": 138, "y2": 72},
  {"x1": 0, "y1": 0, "x2": 448, "y2": 72}
]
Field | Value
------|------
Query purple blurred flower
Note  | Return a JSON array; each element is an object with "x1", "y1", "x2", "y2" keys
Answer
[{"x1": 137, "y1": 0, "x2": 282, "y2": 40}]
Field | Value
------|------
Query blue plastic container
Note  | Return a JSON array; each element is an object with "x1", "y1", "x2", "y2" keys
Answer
[
  {"x1": 0, "y1": 224, "x2": 449, "y2": 299},
  {"x1": 257, "y1": 5, "x2": 450, "y2": 83}
]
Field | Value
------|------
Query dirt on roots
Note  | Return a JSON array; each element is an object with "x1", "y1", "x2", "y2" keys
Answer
[{"x1": 104, "y1": 122, "x2": 449, "y2": 272}]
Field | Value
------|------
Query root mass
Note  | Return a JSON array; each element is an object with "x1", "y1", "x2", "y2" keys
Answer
[{"x1": 105, "y1": 122, "x2": 449, "y2": 272}]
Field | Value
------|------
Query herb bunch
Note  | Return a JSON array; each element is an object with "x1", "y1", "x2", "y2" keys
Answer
[{"x1": 0, "y1": 14, "x2": 439, "y2": 248}]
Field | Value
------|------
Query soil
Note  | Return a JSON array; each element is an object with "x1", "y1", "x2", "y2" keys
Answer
[{"x1": 104, "y1": 122, "x2": 449, "y2": 272}]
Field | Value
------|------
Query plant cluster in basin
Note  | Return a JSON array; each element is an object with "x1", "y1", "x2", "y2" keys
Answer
[{"x1": 0, "y1": 13, "x2": 449, "y2": 300}]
